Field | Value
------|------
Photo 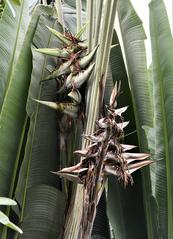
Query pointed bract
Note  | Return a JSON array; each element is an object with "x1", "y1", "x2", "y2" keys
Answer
[
  {"x1": 117, "y1": 121, "x2": 129, "y2": 129},
  {"x1": 45, "y1": 57, "x2": 73, "y2": 80},
  {"x1": 109, "y1": 81, "x2": 121, "y2": 108},
  {"x1": 52, "y1": 171, "x2": 81, "y2": 183},
  {"x1": 34, "y1": 48, "x2": 70, "y2": 58},
  {"x1": 127, "y1": 160, "x2": 153, "y2": 174},
  {"x1": 79, "y1": 45, "x2": 99, "y2": 69},
  {"x1": 68, "y1": 89, "x2": 82, "y2": 103},
  {"x1": 114, "y1": 106, "x2": 128, "y2": 116},
  {"x1": 76, "y1": 23, "x2": 88, "y2": 39},
  {"x1": 122, "y1": 152, "x2": 150, "y2": 160},
  {"x1": 58, "y1": 63, "x2": 95, "y2": 93},
  {"x1": 33, "y1": 99, "x2": 79, "y2": 117},
  {"x1": 47, "y1": 26, "x2": 71, "y2": 45},
  {"x1": 32, "y1": 99, "x2": 58, "y2": 110}
]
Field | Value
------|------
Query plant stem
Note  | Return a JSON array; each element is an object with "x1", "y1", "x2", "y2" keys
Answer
[
  {"x1": 63, "y1": 1, "x2": 117, "y2": 238},
  {"x1": 86, "y1": 0, "x2": 116, "y2": 135},
  {"x1": 76, "y1": 0, "x2": 82, "y2": 34},
  {"x1": 86, "y1": 0, "x2": 94, "y2": 52},
  {"x1": 55, "y1": 0, "x2": 65, "y2": 32},
  {"x1": 93, "y1": 0, "x2": 103, "y2": 47}
]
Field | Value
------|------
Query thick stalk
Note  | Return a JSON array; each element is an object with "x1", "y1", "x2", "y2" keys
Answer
[
  {"x1": 100, "y1": 0, "x2": 117, "y2": 104},
  {"x1": 63, "y1": 1, "x2": 117, "y2": 238},
  {"x1": 93, "y1": 0, "x2": 103, "y2": 47},
  {"x1": 84, "y1": 0, "x2": 103, "y2": 121},
  {"x1": 76, "y1": 0, "x2": 82, "y2": 34},
  {"x1": 86, "y1": 0, "x2": 94, "y2": 52},
  {"x1": 86, "y1": 0, "x2": 116, "y2": 135}
]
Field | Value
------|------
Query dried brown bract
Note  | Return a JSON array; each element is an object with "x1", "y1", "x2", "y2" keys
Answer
[{"x1": 57, "y1": 82, "x2": 152, "y2": 186}]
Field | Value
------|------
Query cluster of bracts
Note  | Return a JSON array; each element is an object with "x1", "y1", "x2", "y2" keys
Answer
[
  {"x1": 35, "y1": 25, "x2": 152, "y2": 186},
  {"x1": 57, "y1": 83, "x2": 152, "y2": 186},
  {"x1": 34, "y1": 24, "x2": 97, "y2": 118}
]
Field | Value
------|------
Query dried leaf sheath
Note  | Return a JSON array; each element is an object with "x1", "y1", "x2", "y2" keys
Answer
[{"x1": 55, "y1": 83, "x2": 152, "y2": 238}]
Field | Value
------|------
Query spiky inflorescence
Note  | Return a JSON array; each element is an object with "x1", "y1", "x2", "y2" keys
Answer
[
  {"x1": 55, "y1": 83, "x2": 152, "y2": 238},
  {"x1": 34, "y1": 25, "x2": 97, "y2": 120},
  {"x1": 56, "y1": 82, "x2": 152, "y2": 187},
  {"x1": 34, "y1": 21, "x2": 152, "y2": 186}
]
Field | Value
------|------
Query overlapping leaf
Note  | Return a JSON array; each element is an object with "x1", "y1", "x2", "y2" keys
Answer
[
  {"x1": 147, "y1": 0, "x2": 173, "y2": 238},
  {"x1": 15, "y1": 10, "x2": 72, "y2": 238},
  {"x1": 107, "y1": 31, "x2": 149, "y2": 239},
  {"x1": 117, "y1": 0, "x2": 155, "y2": 238},
  {"x1": 0, "y1": 4, "x2": 52, "y2": 198},
  {"x1": 0, "y1": 4, "x2": 53, "y2": 238}
]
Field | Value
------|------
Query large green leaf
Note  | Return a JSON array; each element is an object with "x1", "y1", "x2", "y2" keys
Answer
[
  {"x1": 0, "y1": 4, "x2": 54, "y2": 238},
  {"x1": 117, "y1": 1, "x2": 155, "y2": 238},
  {"x1": 107, "y1": 31, "x2": 147, "y2": 239},
  {"x1": 0, "y1": 4, "x2": 52, "y2": 198},
  {"x1": 14, "y1": 11, "x2": 67, "y2": 238},
  {"x1": 148, "y1": 0, "x2": 173, "y2": 238},
  {"x1": 117, "y1": 0, "x2": 153, "y2": 132},
  {"x1": 0, "y1": 0, "x2": 29, "y2": 109},
  {"x1": 0, "y1": 0, "x2": 29, "y2": 197}
]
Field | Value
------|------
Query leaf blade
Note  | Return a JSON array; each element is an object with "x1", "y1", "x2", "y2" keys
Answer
[
  {"x1": 149, "y1": 0, "x2": 173, "y2": 238},
  {"x1": 117, "y1": 1, "x2": 155, "y2": 238},
  {"x1": 0, "y1": 0, "x2": 29, "y2": 109}
]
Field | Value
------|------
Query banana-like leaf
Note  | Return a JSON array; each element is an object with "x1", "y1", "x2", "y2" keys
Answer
[
  {"x1": 117, "y1": 1, "x2": 156, "y2": 238},
  {"x1": 117, "y1": 0, "x2": 153, "y2": 132},
  {"x1": 0, "y1": 0, "x2": 29, "y2": 109},
  {"x1": 147, "y1": 1, "x2": 173, "y2": 238},
  {"x1": 0, "y1": 4, "x2": 52, "y2": 199},
  {"x1": 14, "y1": 12, "x2": 67, "y2": 238},
  {"x1": 0, "y1": 5, "x2": 54, "y2": 238},
  {"x1": 0, "y1": 1, "x2": 30, "y2": 198},
  {"x1": 18, "y1": 185, "x2": 66, "y2": 238},
  {"x1": 107, "y1": 31, "x2": 148, "y2": 239}
]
